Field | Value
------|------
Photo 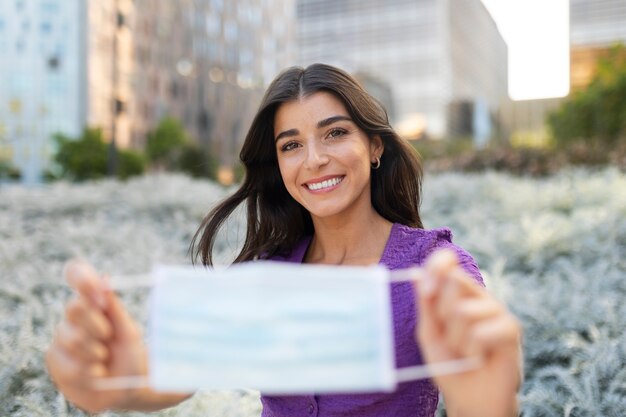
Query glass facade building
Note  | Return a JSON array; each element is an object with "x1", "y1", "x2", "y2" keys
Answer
[
  {"x1": 570, "y1": 0, "x2": 626, "y2": 90},
  {"x1": 0, "y1": 0, "x2": 296, "y2": 183},
  {"x1": 0, "y1": 0, "x2": 84, "y2": 183},
  {"x1": 570, "y1": 0, "x2": 626, "y2": 46},
  {"x1": 296, "y1": 0, "x2": 507, "y2": 140},
  {"x1": 132, "y1": 0, "x2": 296, "y2": 164}
]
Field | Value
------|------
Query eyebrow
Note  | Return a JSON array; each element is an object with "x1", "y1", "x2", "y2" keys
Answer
[{"x1": 274, "y1": 115, "x2": 353, "y2": 142}]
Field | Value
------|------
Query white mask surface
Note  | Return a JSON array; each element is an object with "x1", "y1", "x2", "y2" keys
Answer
[
  {"x1": 93, "y1": 262, "x2": 482, "y2": 393},
  {"x1": 149, "y1": 262, "x2": 395, "y2": 394}
]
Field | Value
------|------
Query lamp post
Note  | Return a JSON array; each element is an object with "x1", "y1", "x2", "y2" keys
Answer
[{"x1": 107, "y1": 0, "x2": 120, "y2": 176}]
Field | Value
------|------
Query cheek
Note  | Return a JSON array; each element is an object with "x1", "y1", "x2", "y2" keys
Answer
[
  {"x1": 342, "y1": 144, "x2": 372, "y2": 172},
  {"x1": 277, "y1": 157, "x2": 298, "y2": 192}
]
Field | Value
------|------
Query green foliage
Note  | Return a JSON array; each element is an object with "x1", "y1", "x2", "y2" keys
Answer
[
  {"x1": 233, "y1": 162, "x2": 246, "y2": 183},
  {"x1": 178, "y1": 143, "x2": 219, "y2": 179},
  {"x1": 145, "y1": 116, "x2": 219, "y2": 180},
  {"x1": 411, "y1": 137, "x2": 475, "y2": 161},
  {"x1": 53, "y1": 128, "x2": 108, "y2": 181},
  {"x1": 117, "y1": 148, "x2": 147, "y2": 179},
  {"x1": 0, "y1": 159, "x2": 21, "y2": 180},
  {"x1": 549, "y1": 43, "x2": 626, "y2": 146},
  {"x1": 146, "y1": 117, "x2": 189, "y2": 168},
  {"x1": 53, "y1": 127, "x2": 145, "y2": 181}
]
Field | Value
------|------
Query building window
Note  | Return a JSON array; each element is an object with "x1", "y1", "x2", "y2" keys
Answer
[
  {"x1": 41, "y1": 2, "x2": 60, "y2": 13},
  {"x1": 206, "y1": 13, "x2": 220, "y2": 37},
  {"x1": 169, "y1": 80, "x2": 178, "y2": 99},
  {"x1": 224, "y1": 20, "x2": 238, "y2": 43},
  {"x1": 40, "y1": 21, "x2": 52, "y2": 34},
  {"x1": 47, "y1": 56, "x2": 60, "y2": 70},
  {"x1": 210, "y1": 0, "x2": 224, "y2": 12},
  {"x1": 16, "y1": 40, "x2": 25, "y2": 53},
  {"x1": 114, "y1": 99, "x2": 125, "y2": 115},
  {"x1": 117, "y1": 12, "x2": 125, "y2": 28},
  {"x1": 47, "y1": 76, "x2": 65, "y2": 95}
]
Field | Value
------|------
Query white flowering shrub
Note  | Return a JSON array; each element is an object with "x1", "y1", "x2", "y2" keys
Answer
[{"x1": 1, "y1": 168, "x2": 625, "y2": 416}]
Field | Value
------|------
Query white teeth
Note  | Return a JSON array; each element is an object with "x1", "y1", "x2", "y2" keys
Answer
[{"x1": 307, "y1": 177, "x2": 343, "y2": 190}]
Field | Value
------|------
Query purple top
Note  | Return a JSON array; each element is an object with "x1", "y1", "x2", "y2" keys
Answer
[{"x1": 260, "y1": 223, "x2": 484, "y2": 417}]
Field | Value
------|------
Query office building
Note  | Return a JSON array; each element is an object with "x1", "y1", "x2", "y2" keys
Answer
[
  {"x1": 296, "y1": 0, "x2": 508, "y2": 142},
  {"x1": 0, "y1": 0, "x2": 84, "y2": 183},
  {"x1": 0, "y1": 0, "x2": 296, "y2": 183},
  {"x1": 570, "y1": 0, "x2": 626, "y2": 90},
  {"x1": 132, "y1": 0, "x2": 296, "y2": 164}
]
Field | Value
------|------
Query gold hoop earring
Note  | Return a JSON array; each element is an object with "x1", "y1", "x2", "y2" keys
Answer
[{"x1": 371, "y1": 156, "x2": 381, "y2": 170}]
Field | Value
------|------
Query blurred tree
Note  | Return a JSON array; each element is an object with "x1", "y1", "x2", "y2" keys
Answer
[
  {"x1": 146, "y1": 116, "x2": 189, "y2": 169},
  {"x1": 145, "y1": 116, "x2": 219, "y2": 180},
  {"x1": 117, "y1": 148, "x2": 147, "y2": 179},
  {"x1": 178, "y1": 143, "x2": 219, "y2": 179},
  {"x1": 53, "y1": 128, "x2": 145, "y2": 181},
  {"x1": 0, "y1": 159, "x2": 21, "y2": 180},
  {"x1": 549, "y1": 43, "x2": 626, "y2": 146},
  {"x1": 54, "y1": 128, "x2": 108, "y2": 180}
]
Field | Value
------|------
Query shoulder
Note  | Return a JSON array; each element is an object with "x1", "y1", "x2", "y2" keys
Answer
[{"x1": 384, "y1": 224, "x2": 484, "y2": 286}]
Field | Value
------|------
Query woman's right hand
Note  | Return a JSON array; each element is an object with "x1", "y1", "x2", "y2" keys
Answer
[{"x1": 45, "y1": 259, "x2": 149, "y2": 413}]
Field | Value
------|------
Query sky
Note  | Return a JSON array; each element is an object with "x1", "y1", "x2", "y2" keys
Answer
[{"x1": 481, "y1": 0, "x2": 570, "y2": 101}]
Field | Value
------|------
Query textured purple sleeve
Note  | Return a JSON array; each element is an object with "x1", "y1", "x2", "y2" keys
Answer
[{"x1": 426, "y1": 228, "x2": 485, "y2": 288}]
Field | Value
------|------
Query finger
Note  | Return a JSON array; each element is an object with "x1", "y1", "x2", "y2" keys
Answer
[
  {"x1": 448, "y1": 265, "x2": 486, "y2": 297},
  {"x1": 420, "y1": 249, "x2": 461, "y2": 301},
  {"x1": 46, "y1": 343, "x2": 86, "y2": 385},
  {"x1": 435, "y1": 266, "x2": 488, "y2": 319},
  {"x1": 466, "y1": 314, "x2": 522, "y2": 357},
  {"x1": 435, "y1": 268, "x2": 464, "y2": 321},
  {"x1": 56, "y1": 321, "x2": 109, "y2": 363},
  {"x1": 64, "y1": 259, "x2": 108, "y2": 310},
  {"x1": 425, "y1": 249, "x2": 459, "y2": 279},
  {"x1": 414, "y1": 278, "x2": 443, "y2": 343},
  {"x1": 445, "y1": 299, "x2": 503, "y2": 354},
  {"x1": 66, "y1": 297, "x2": 113, "y2": 341}
]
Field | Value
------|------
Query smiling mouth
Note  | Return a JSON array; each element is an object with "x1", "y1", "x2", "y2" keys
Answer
[{"x1": 305, "y1": 176, "x2": 345, "y2": 191}]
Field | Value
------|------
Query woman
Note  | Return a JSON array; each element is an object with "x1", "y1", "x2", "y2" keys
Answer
[{"x1": 46, "y1": 64, "x2": 522, "y2": 416}]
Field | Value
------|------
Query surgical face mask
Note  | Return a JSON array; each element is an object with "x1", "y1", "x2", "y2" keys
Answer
[{"x1": 95, "y1": 262, "x2": 481, "y2": 394}]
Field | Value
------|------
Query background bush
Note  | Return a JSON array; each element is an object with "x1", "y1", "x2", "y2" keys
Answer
[
  {"x1": 0, "y1": 159, "x2": 21, "y2": 180},
  {"x1": 146, "y1": 117, "x2": 189, "y2": 170},
  {"x1": 1, "y1": 169, "x2": 624, "y2": 416},
  {"x1": 548, "y1": 43, "x2": 626, "y2": 147},
  {"x1": 146, "y1": 117, "x2": 218, "y2": 180},
  {"x1": 53, "y1": 128, "x2": 145, "y2": 181}
]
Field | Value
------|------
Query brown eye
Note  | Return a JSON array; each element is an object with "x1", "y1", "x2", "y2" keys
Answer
[
  {"x1": 281, "y1": 141, "x2": 300, "y2": 152},
  {"x1": 328, "y1": 128, "x2": 347, "y2": 138}
]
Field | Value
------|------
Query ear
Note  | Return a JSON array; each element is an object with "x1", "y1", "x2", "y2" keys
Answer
[{"x1": 369, "y1": 135, "x2": 384, "y2": 159}]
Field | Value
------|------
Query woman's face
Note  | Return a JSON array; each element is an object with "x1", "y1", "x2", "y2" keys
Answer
[{"x1": 274, "y1": 91, "x2": 383, "y2": 221}]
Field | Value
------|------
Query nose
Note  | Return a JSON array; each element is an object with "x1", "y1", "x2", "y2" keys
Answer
[{"x1": 303, "y1": 140, "x2": 329, "y2": 170}]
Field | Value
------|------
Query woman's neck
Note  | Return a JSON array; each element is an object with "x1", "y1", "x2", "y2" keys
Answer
[{"x1": 305, "y1": 209, "x2": 393, "y2": 266}]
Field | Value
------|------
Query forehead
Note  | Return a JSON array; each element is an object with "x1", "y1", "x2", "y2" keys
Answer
[{"x1": 274, "y1": 91, "x2": 349, "y2": 130}]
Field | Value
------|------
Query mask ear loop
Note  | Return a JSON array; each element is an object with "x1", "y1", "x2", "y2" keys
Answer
[{"x1": 389, "y1": 268, "x2": 484, "y2": 383}]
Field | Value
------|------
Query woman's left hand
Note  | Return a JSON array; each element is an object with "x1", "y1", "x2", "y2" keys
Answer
[{"x1": 415, "y1": 249, "x2": 523, "y2": 417}]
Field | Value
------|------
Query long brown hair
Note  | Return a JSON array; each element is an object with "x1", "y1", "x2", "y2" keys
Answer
[{"x1": 190, "y1": 63, "x2": 423, "y2": 265}]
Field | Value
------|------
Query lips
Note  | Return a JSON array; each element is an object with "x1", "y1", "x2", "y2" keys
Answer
[{"x1": 304, "y1": 176, "x2": 345, "y2": 191}]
